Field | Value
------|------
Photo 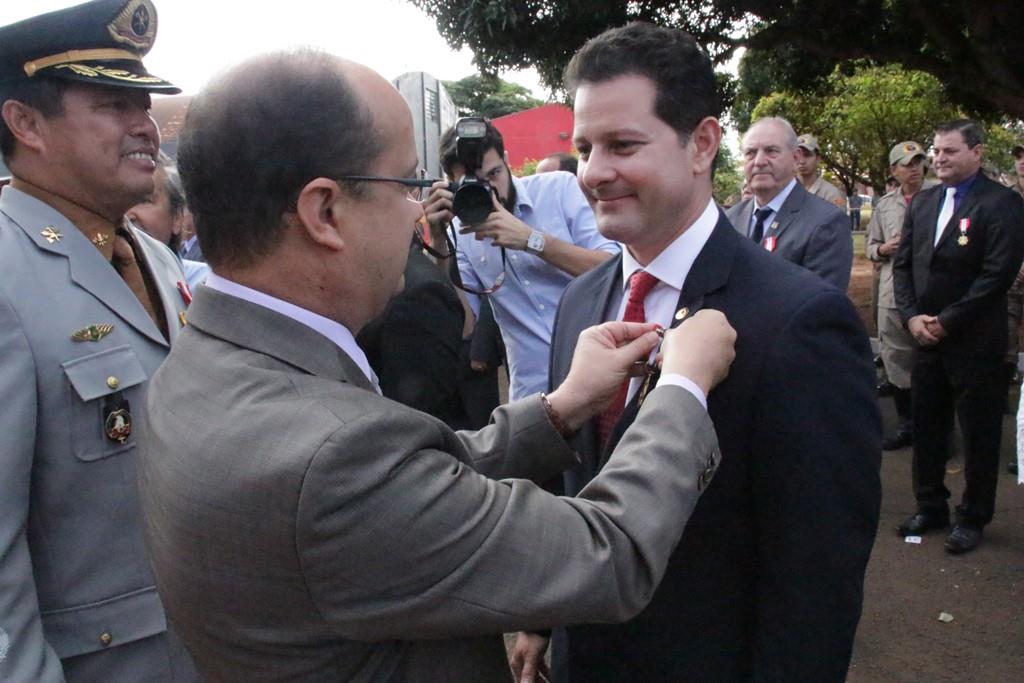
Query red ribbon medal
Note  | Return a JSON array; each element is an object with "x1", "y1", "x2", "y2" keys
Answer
[
  {"x1": 177, "y1": 280, "x2": 193, "y2": 305},
  {"x1": 957, "y1": 218, "x2": 971, "y2": 246},
  {"x1": 764, "y1": 236, "x2": 778, "y2": 252}
]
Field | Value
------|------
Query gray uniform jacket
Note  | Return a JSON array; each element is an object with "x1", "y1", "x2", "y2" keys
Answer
[
  {"x1": 727, "y1": 182, "x2": 853, "y2": 290},
  {"x1": 138, "y1": 285, "x2": 720, "y2": 682},
  {"x1": 0, "y1": 186, "x2": 195, "y2": 682}
]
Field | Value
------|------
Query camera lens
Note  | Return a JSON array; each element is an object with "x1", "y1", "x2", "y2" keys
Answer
[{"x1": 452, "y1": 178, "x2": 494, "y2": 225}]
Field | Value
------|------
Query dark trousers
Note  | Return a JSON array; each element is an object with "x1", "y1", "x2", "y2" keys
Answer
[{"x1": 911, "y1": 350, "x2": 1005, "y2": 526}]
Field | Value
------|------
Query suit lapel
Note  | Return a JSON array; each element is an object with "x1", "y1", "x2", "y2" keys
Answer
[
  {"x1": 733, "y1": 200, "x2": 753, "y2": 238},
  {"x1": 767, "y1": 183, "x2": 805, "y2": 243},
  {"x1": 1, "y1": 189, "x2": 169, "y2": 347},
  {"x1": 187, "y1": 286, "x2": 376, "y2": 391},
  {"x1": 602, "y1": 213, "x2": 737, "y2": 464},
  {"x1": 133, "y1": 226, "x2": 188, "y2": 343}
]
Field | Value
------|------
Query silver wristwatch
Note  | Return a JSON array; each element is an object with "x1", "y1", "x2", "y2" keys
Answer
[{"x1": 526, "y1": 230, "x2": 546, "y2": 255}]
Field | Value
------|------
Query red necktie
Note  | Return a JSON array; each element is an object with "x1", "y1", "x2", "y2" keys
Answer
[{"x1": 597, "y1": 269, "x2": 661, "y2": 448}]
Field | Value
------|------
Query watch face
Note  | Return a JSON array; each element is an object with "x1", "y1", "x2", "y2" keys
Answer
[{"x1": 528, "y1": 231, "x2": 546, "y2": 253}]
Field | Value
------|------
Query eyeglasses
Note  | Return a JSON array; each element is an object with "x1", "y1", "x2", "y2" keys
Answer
[{"x1": 336, "y1": 175, "x2": 441, "y2": 200}]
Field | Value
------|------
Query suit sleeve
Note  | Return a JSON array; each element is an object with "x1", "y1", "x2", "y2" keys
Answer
[
  {"x1": 804, "y1": 209, "x2": 853, "y2": 290},
  {"x1": 296, "y1": 386, "x2": 720, "y2": 640},
  {"x1": 373, "y1": 278, "x2": 463, "y2": 418},
  {"x1": 0, "y1": 292, "x2": 63, "y2": 682},
  {"x1": 937, "y1": 190, "x2": 1024, "y2": 336},
  {"x1": 750, "y1": 289, "x2": 881, "y2": 681}
]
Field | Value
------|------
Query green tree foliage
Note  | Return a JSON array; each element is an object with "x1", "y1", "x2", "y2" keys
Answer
[
  {"x1": 410, "y1": 0, "x2": 1024, "y2": 120},
  {"x1": 712, "y1": 144, "x2": 744, "y2": 207},
  {"x1": 751, "y1": 64, "x2": 960, "y2": 193},
  {"x1": 443, "y1": 74, "x2": 543, "y2": 118}
]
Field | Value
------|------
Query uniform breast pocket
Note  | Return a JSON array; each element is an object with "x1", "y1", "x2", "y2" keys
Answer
[{"x1": 62, "y1": 345, "x2": 148, "y2": 461}]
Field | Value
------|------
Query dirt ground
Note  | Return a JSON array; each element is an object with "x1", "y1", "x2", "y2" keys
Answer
[{"x1": 849, "y1": 397, "x2": 1024, "y2": 682}]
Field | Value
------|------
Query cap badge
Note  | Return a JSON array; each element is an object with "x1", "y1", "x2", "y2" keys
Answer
[
  {"x1": 108, "y1": 0, "x2": 157, "y2": 51},
  {"x1": 71, "y1": 324, "x2": 114, "y2": 342}
]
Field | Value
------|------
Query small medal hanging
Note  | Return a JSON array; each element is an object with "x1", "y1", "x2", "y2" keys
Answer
[{"x1": 957, "y1": 218, "x2": 970, "y2": 246}]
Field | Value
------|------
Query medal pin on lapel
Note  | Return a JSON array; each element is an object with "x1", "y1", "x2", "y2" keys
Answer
[{"x1": 957, "y1": 218, "x2": 970, "y2": 246}]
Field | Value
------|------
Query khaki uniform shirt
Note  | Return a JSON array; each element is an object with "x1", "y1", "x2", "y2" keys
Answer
[
  {"x1": 866, "y1": 189, "x2": 909, "y2": 309},
  {"x1": 807, "y1": 175, "x2": 846, "y2": 207}
]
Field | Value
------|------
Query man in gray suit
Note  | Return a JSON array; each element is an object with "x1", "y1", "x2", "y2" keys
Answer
[
  {"x1": 727, "y1": 116, "x2": 853, "y2": 289},
  {"x1": 138, "y1": 48, "x2": 736, "y2": 682},
  {"x1": 0, "y1": 1, "x2": 199, "y2": 681}
]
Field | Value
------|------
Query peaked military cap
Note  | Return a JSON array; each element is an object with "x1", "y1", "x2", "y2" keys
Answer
[{"x1": 0, "y1": 0, "x2": 179, "y2": 97}]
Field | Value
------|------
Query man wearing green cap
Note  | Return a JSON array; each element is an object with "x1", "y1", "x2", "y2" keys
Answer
[
  {"x1": 867, "y1": 141, "x2": 932, "y2": 450},
  {"x1": 0, "y1": 1, "x2": 198, "y2": 680}
]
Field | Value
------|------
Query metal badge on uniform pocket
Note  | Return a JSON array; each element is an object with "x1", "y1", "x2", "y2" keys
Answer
[{"x1": 103, "y1": 393, "x2": 132, "y2": 444}]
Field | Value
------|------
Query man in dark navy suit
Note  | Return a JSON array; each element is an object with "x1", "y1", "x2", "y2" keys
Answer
[
  {"x1": 893, "y1": 119, "x2": 1024, "y2": 554},
  {"x1": 509, "y1": 22, "x2": 882, "y2": 683}
]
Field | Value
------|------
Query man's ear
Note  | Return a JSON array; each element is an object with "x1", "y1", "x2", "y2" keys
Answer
[
  {"x1": 295, "y1": 177, "x2": 349, "y2": 252},
  {"x1": 1, "y1": 100, "x2": 48, "y2": 155},
  {"x1": 689, "y1": 116, "x2": 722, "y2": 175}
]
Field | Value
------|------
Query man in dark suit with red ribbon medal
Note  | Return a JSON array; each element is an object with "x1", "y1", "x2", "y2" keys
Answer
[{"x1": 894, "y1": 119, "x2": 1024, "y2": 554}]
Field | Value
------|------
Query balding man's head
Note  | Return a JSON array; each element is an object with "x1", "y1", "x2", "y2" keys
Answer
[{"x1": 178, "y1": 49, "x2": 385, "y2": 270}]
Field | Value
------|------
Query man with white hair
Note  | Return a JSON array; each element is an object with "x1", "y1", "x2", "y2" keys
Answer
[{"x1": 727, "y1": 116, "x2": 852, "y2": 289}]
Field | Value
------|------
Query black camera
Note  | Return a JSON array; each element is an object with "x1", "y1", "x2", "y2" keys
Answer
[{"x1": 447, "y1": 117, "x2": 496, "y2": 225}]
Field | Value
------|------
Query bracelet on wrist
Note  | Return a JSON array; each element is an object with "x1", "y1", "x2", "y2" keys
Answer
[{"x1": 540, "y1": 392, "x2": 576, "y2": 439}]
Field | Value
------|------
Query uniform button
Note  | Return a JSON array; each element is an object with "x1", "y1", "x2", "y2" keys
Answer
[
  {"x1": 538, "y1": 304, "x2": 546, "y2": 311},
  {"x1": 479, "y1": 256, "x2": 486, "y2": 263},
  {"x1": 524, "y1": 280, "x2": 531, "y2": 286},
  {"x1": 511, "y1": 254, "x2": 517, "y2": 260},
  {"x1": 99, "y1": 631, "x2": 113, "y2": 647},
  {"x1": 106, "y1": 376, "x2": 120, "y2": 390}
]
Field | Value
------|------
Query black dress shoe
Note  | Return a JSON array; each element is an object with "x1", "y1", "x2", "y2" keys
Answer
[
  {"x1": 945, "y1": 524, "x2": 982, "y2": 554},
  {"x1": 897, "y1": 511, "x2": 949, "y2": 536},
  {"x1": 882, "y1": 430, "x2": 913, "y2": 450},
  {"x1": 877, "y1": 380, "x2": 896, "y2": 397}
]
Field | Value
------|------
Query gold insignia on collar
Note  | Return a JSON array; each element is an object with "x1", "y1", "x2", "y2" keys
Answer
[
  {"x1": 107, "y1": 0, "x2": 157, "y2": 52},
  {"x1": 71, "y1": 324, "x2": 114, "y2": 342},
  {"x1": 92, "y1": 233, "x2": 110, "y2": 247},
  {"x1": 41, "y1": 226, "x2": 62, "y2": 243},
  {"x1": 178, "y1": 311, "x2": 187, "y2": 327}
]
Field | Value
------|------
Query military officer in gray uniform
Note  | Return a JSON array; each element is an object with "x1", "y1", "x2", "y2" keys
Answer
[
  {"x1": 0, "y1": 1, "x2": 199, "y2": 680},
  {"x1": 867, "y1": 141, "x2": 933, "y2": 450}
]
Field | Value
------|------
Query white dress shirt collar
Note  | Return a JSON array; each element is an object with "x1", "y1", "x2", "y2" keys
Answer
[
  {"x1": 620, "y1": 197, "x2": 719, "y2": 294},
  {"x1": 203, "y1": 272, "x2": 380, "y2": 392}
]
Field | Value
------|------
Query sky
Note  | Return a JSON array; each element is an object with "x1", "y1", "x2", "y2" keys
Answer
[{"x1": 0, "y1": 0, "x2": 547, "y2": 97}]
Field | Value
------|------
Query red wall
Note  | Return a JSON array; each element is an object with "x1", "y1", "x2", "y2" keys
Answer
[{"x1": 492, "y1": 104, "x2": 574, "y2": 170}]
